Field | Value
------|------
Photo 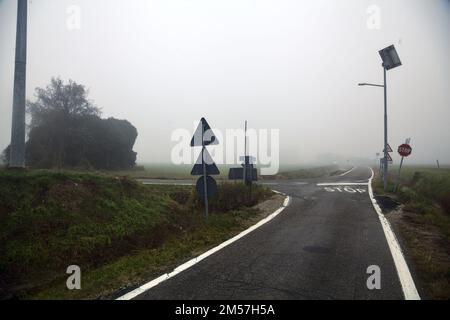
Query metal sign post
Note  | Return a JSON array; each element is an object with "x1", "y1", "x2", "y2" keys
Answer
[
  {"x1": 383, "y1": 65, "x2": 388, "y2": 191},
  {"x1": 243, "y1": 121, "x2": 247, "y2": 185},
  {"x1": 201, "y1": 125, "x2": 209, "y2": 219},
  {"x1": 190, "y1": 118, "x2": 219, "y2": 220},
  {"x1": 228, "y1": 121, "x2": 258, "y2": 196},
  {"x1": 394, "y1": 139, "x2": 412, "y2": 192},
  {"x1": 379, "y1": 158, "x2": 384, "y2": 178}
]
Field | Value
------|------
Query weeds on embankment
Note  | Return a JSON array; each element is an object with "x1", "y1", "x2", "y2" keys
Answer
[
  {"x1": 373, "y1": 166, "x2": 450, "y2": 300},
  {"x1": 0, "y1": 169, "x2": 273, "y2": 299}
]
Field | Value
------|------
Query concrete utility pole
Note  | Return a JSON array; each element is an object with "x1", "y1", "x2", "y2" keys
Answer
[{"x1": 9, "y1": 0, "x2": 28, "y2": 168}]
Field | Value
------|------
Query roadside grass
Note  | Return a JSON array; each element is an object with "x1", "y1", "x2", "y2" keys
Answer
[
  {"x1": 19, "y1": 163, "x2": 348, "y2": 181},
  {"x1": 31, "y1": 206, "x2": 264, "y2": 300},
  {"x1": 372, "y1": 166, "x2": 450, "y2": 299},
  {"x1": 0, "y1": 169, "x2": 273, "y2": 299},
  {"x1": 105, "y1": 164, "x2": 235, "y2": 180}
]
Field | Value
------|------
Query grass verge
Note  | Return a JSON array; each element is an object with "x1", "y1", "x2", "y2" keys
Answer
[
  {"x1": 0, "y1": 169, "x2": 274, "y2": 299},
  {"x1": 372, "y1": 166, "x2": 450, "y2": 299}
]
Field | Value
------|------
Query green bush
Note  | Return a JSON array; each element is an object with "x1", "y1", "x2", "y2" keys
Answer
[
  {"x1": 190, "y1": 182, "x2": 273, "y2": 212},
  {"x1": 399, "y1": 169, "x2": 450, "y2": 215}
]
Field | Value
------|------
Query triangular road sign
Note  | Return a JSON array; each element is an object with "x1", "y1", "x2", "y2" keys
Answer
[
  {"x1": 383, "y1": 144, "x2": 393, "y2": 153},
  {"x1": 190, "y1": 118, "x2": 219, "y2": 147},
  {"x1": 386, "y1": 153, "x2": 393, "y2": 162},
  {"x1": 191, "y1": 149, "x2": 220, "y2": 176},
  {"x1": 196, "y1": 147, "x2": 216, "y2": 165},
  {"x1": 191, "y1": 163, "x2": 220, "y2": 176}
]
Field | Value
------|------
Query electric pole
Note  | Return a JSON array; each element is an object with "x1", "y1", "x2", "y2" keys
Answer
[
  {"x1": 383, "y1": 66, "x2": 388, "y2": 191},
  {"x1": 9, "y1": 0, "x2": 28, "y2": 168}
]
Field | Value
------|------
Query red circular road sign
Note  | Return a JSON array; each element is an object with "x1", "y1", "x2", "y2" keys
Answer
[{"x1": 398, "y1": 144, "x2": 412, "y2": 157}]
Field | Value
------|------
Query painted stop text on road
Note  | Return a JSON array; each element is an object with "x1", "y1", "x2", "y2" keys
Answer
[{"x1": 323, "y1": 186, "x2": 367, "y2": 194}]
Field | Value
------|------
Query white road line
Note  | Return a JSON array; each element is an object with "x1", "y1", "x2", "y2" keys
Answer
[
  {"x1": 141, "y1": 182, "x2": 195, "y2": 186},
  {"x1": 368, "y1": 167, "x2": 420, "y2": 300},
  {"x1": 339, "y1": 167, "x2": 356, "y2": 177},
  {"x1": 317, "y1": 182, "x2": 368, "y2": 186},
  {"x1": 116, "y1": 194, "x2": 291, "y2": 300}
]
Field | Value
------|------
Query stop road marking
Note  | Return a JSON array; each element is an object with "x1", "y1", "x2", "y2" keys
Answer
[{"x1": 324, "y1": 187, "x2": 367, "y2": 194}]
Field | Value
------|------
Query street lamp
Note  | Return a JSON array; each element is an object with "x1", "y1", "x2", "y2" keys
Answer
[{"x1": 359, "y1": 45, "x2": 402, "y2": 191}]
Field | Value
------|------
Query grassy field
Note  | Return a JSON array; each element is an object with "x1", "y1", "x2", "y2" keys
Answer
[
  {"x1": 260, "y1": 164, "x2": 347, "y2": 180},
  {"x1": 109, "y1": 164, "x2": 234, "y2": 180},
  {"x1": 0, "y1": 169, "x2": 273, "y2": 299},
  {"x1": 106, "y1": 163, "x2": 347, "y2": 181},
  {"x1": 373, "y1": 166, "x2": 450, "y2": 299}
]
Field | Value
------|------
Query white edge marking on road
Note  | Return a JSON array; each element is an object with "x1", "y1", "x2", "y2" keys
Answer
[
  {"x1": 141, "y1": 182, "x2": 195, "y2": 186},
  {"x1": 116, "y1": 193, "x2": 291, "y2": 300},
  {"x1": 368, "y1": 167, "x2": 420, "y2": 300},
  {"x1": 317, "y1": 182, "x2": 368, "y2": 186},
  {"x1": 339, "y1": 166, "x2": 355, "y2": 177}
]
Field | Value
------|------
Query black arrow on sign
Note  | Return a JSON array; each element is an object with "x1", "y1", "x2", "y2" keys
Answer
[{"x1": 190, "y1": 118, "x2": 219, "y2": 147}]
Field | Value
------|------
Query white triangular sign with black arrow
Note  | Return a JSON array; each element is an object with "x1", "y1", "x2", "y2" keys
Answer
[{"x1": 190, "y1": 118, "x2": 219, "y2": 147}]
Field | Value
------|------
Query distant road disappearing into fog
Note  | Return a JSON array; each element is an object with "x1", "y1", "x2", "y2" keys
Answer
[{"x1": 131, "y1": 167, "x2": 418, "y2": 300}]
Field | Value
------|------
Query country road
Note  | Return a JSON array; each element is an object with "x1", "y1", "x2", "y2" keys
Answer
[{"x1": 129, "y1": 167, "x2": 418, "y2": 300}]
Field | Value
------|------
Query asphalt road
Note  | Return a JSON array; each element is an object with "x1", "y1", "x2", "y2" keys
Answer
[{"x1": 135, "y1": 167, "x2": 406, "y2": 300}]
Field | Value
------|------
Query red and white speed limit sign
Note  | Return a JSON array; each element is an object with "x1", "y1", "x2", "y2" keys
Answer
[{"x1": 398, "y1": 144, "x2": 412, "y2": 157}]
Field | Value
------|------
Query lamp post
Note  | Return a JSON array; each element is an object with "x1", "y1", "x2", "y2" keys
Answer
[
  {"x1": 359, "y1": 45, "x2": 402, "y2": 191},
  {"x1": 9, "y1": 0, "x2": 28, "y2": 168}
]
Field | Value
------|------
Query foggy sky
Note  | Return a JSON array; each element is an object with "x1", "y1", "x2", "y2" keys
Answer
[{"x1": 1, "y1": 0, "x2": 449, "y2": 165}]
